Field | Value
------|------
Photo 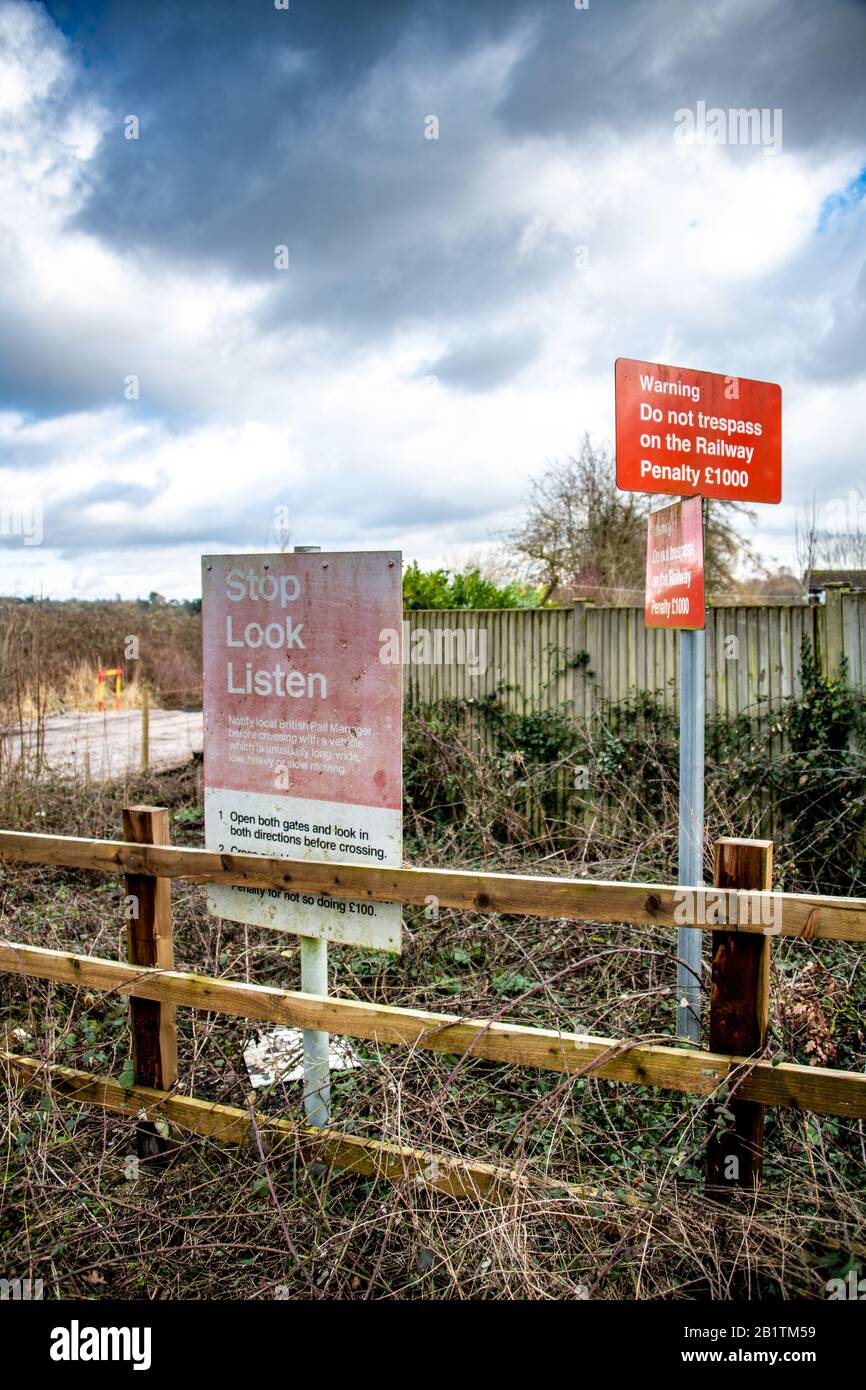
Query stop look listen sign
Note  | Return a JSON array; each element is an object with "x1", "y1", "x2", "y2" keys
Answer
[
  {"x1": 201, "y1": 551, "x2": 403, "y2": 952},
  {"x1": 615, "y1": 357, "x2": 781, "y2": 503}
]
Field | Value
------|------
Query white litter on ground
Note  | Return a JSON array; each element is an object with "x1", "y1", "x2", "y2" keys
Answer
[{"x1": 243, "y1": 1026, "x2": 363, "y2": 1088}]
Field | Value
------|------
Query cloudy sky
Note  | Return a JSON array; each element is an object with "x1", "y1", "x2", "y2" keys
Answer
[{"x1": 1, "y1": 0, "x2": 864, "y2": 600}]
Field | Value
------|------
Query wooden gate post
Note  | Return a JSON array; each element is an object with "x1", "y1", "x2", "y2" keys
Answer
[
  {"x1": 123, "y1": 805, "x2": 178, "y2": 1158},
  {"x1": 705, "y1": 836, "x2": 773, "y2": 1197}
]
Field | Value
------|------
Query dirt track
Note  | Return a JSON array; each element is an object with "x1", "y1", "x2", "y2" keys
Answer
[{"x1": 2, "y1": 709, "x2": 203, "y2": 780}]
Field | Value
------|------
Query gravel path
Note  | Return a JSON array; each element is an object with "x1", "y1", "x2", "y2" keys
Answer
[{"x1": 2, "y1": 709, "x2": 203, "y2": 780}]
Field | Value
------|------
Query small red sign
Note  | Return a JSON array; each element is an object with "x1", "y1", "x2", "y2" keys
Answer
[
  {"x1": 616, "y1": 357, "x2": 781, "y2": 503},
  {"x1": 645, "y1": 497, "x2": 705, "y2": 630}
]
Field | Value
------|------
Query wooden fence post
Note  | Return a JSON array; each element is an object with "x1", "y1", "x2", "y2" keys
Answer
[
  {"x1": 706, "y1": 836, "x2": 773, "y2": 1196},
  {"x1": 123, "y1": 805, "x2": 177, "y2": 1158}
]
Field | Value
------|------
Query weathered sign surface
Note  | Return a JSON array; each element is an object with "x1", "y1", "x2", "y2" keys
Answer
[
  {"x1": 645, "y1": 496, "x2": 705, "y2": 630},
  {"x1": 616, "y1": 357, "x2": 782, "y2": 503},
  {"x1": 202, "y1": 551, "x2": 403, "y2": 951}
]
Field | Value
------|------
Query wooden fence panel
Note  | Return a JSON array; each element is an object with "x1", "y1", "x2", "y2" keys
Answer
[{"x1": 404, "y1": 594, "x2": 866, "y2": 725}]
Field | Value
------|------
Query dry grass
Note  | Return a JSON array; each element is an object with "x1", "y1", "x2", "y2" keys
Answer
[
  {"x1": 1, "y1": 762, "x2": 864, "y2": 1300},
  {"x1": 0, "y1": 598, "x2": 201, "y2": 720},
  {"x1": 3, "y1": 663, "x2": 152, "y2": 722}
]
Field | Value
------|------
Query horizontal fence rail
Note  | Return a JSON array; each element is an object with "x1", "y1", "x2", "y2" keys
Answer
[
  {"x1": 3, "y1": 818, "x2": 866, "y2": 1201},
  {"x1": 3, "y1": 941, "x2": 866, "y2": 1119},
  {"x1": 2, "y1": 1052, "x2": 603, "y2": 1205},
  {"x1": 1, "y1": 829, "x2": 866, "y2": 941}
]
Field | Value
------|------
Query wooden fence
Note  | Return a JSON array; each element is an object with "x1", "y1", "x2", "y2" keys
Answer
[
  {"x1": 2, "y1": 813, "x2": 866, "y2": 1201},
  {"x1": 404, "y1": 586, "x2": 866, "y2": 723}
]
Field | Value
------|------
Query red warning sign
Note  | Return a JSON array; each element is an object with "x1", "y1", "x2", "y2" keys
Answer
[
  {"x1": 616, "y1": 357, "x2": 781, "y2": 503},
  {"x1": 645, "y1": 497, "x2": 705, "y2": 630}
]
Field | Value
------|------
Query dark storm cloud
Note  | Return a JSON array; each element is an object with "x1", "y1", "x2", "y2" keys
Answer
[
  {"x1": 44, "y1": 10, "x2": 562, "y2": 347},
  {"x1": 50, "y1": 0, "x2": 523, "y2": 281},
  {"x1": 41, "y1": 0, "x2": 864, "y2": 360},
  {"x1": 1, "y1": 0, "x2": 861, "y2": 596},
  {"x1": 21, "y1": 0, "x2": 864, "y2": 419},
  {"x1": 425, "y1": 328, "x2": 540, "y2": 391},
  {"x1": 496, "y1": 0, "x2": 866, "y2": 155},
  {"x1": 0, "y1": 306, "x2": 159, "y2": 424}
]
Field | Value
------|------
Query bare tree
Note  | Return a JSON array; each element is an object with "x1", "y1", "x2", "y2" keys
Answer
[
  {"x1": 797, "y1": 489, "x2": 866, "y2": 582},
  {"x1": 505, "y1": 438, "x2": 647, "y2": 603},
  {"x1": 506, "y1": 435, "x2": 755, "y2": 603},
  {"x1": 795, "y1": 492, "x2": 819, "y2": 589}
]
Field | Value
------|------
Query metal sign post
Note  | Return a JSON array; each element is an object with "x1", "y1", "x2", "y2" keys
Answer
[
  {"x1": 618, "y1": 357, "x2": 783, "y2": 1042},
  {"x1": 201, "y1": 546, "x2": 403, "y2": 1133},
  {"x1": 677, "y1": 621, "x2": 705, "y2": 1041},
  {"x1": 644, "y1": 494, "x2": 706, "y2": 1041},
  {"x1": 300, "y1": 923, "x2": 331, "y2": 1126},
  {"x1": 292, "y1": 546, "x2": 331, "y2": 1127}
]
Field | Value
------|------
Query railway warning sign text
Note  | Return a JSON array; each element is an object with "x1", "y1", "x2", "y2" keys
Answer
[
  {"x1": 645, "y1": 497, "x2": 705, "y2": 630},
  {"x1": 616, "y1": 357, "x2": 781, "y2": 503}
]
